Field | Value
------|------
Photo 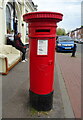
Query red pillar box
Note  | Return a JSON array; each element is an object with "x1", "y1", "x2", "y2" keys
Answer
[{"x1": 23, "y1": 12, "x2": 63, "y2": 111}]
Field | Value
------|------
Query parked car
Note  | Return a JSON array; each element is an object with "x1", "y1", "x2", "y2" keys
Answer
[
  {"x1": 74, "y1": 38, "x2": 79, "y2": 43},
  {"x1": 79, "y1": 39, "x2": 83, "y2": 44},
  {"x1": 56, "y1": 36, "x2": 75, "y2": 52}
]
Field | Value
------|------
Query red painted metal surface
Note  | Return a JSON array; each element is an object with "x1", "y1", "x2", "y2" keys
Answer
[{"x1": 23, "y1": 12, "x2": 63, "y2": 95}]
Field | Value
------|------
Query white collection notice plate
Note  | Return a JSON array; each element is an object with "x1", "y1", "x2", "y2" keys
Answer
[{"x1": 37, "y1": 40, "x2": 48, "y2": 55}]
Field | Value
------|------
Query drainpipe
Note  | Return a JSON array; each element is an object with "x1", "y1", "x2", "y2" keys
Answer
[{"x1": 13, "y1": 0, "x2": 15, "y2": 39}]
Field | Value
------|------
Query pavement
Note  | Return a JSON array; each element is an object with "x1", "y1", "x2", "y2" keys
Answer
[
  {"x1": 1, "y1": 50, "x2": 81, "y2": 119},
  {"x1": 56, "y1": 52, "x2": 81, "y2": 118}
]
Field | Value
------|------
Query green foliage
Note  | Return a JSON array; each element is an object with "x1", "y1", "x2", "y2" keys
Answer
[
  {"x1": 30, "y1": 107, "x2": 38, "y2": 115},
  {"x1": 56, "y1": 28, "x2": 66, "y2": 36}
]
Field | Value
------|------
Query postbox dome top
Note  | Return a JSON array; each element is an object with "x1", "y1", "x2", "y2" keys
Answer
[{"x1": 23, "y1": 11, "x2": 63, "y2": 23}]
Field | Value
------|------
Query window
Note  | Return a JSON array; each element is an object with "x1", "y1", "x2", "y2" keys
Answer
[
  {"x1": 6, "y1": 3, "x2": 18, "y2": 34},
  {"x1": 6, "y1": 5, "x2": 11, "y2": 33}
]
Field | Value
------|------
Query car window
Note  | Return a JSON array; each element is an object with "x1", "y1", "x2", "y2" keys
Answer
[{"x1": 58, "y1": 36, "x2": 74, "y2": 42}]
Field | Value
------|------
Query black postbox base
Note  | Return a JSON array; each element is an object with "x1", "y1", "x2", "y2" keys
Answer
[{"x1": 29, "y1": 90, "x2": 53, "y2": 111}]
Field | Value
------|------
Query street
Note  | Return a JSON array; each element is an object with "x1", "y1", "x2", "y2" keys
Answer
[
  {"x1": 2, "y1": 43, "x2": 81, "y2": 118},
  {"x1": 0, "y1": 0, "x2": 82, "y2": 119}
]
